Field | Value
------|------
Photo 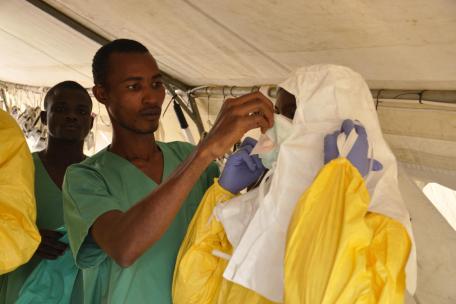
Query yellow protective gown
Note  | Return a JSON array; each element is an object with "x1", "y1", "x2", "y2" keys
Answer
[
  {"x1": 285, "y1": 158, "x2": 411, "y2": 304},
  {"x1": 0, "y1": 109, "x2": 40, "y2": 275},
  {"x1": 173, "y1": 179, "x2": 276, "y2": 304}
]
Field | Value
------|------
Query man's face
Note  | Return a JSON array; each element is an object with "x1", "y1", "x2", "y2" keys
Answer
[
  {"x1": 102, "y1": 52, "x2": 165, "y2": 134},
  {"x1": 275, "y1": 88, "x2": 296, "y2": 119},
  {"x1": 45, "y1": 88, "x2": 93, "y2": 141}
]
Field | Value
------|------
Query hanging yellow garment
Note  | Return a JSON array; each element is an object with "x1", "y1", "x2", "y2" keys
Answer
[
  {"x1": 0, "y1": 110, "x2": 40, "y2": 274},
  {"x1": 285, "y1": 158, "x2": 411, "y2": 304},
  {"x1": 173, "y1": 179, "x2": 276, "y2": 304}
]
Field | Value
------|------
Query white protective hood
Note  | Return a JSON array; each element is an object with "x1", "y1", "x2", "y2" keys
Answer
[{"x1": 218, "y1": 64, "x2": 416, "y2": 302}]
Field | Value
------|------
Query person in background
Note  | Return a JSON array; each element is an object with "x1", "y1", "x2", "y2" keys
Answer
[
  {"x1": 62, "y1": 39, "x2": 273, "y2": 304},
  {"x1": 0, "y1": 81, "x2": 93, "y2": 303}
]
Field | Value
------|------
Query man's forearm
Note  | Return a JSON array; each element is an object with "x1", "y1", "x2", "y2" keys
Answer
[{"x1": 92, "y1": 144, "x2": 214, "y2": 267}]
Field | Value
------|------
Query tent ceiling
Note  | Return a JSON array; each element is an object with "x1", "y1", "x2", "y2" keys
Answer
[
  {"x1": 1, "y1": 0, "x2": 456, "y2": 89},
  {"x1": 0, "y1": 1, "x2": 99, "y2": 87}
]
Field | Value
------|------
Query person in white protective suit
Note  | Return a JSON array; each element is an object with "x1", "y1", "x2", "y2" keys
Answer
[{"x1": 214, "y1": 64, "x2": 417, "y2": 303}]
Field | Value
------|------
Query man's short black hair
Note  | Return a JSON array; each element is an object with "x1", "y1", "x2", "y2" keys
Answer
[
  {"x1": 44, "y1": 81, "x2": 91, "y2": 109},
  {"x1": 92, "y1": 39, "x2": 149, "y2": 86}
]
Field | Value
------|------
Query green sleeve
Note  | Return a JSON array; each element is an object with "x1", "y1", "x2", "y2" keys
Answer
[{"x1": 63, "y1": 165, "x2": 121, "y2": 269}]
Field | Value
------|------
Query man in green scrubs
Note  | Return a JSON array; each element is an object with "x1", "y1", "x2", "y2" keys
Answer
[
  {"x1": 63, "y1": 39, "x2": 274, "y2": 304},
  {"x1": 0, "y1": 81, "x2": 93, "y2": 303}
]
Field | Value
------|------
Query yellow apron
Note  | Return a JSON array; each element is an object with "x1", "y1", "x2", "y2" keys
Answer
[
  {"x1": 173, "y1": 179, "x2": 276, "y2": 304},
  {"x1": 285, "y1": 158, "x2": 411, "y2": 303}
]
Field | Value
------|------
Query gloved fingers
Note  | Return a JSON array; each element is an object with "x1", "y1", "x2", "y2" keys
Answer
[
  {"x1": 369, "y1": 159, "x2": 383, "y2": 171},
  {"x1": 353, "y1": 124, "x2": 367, "y2": 137},
  {"x1": 240, "y1": 136, "x2": 258, "y2": 148},
  {"x1": 237, "y1": 149, "x2": 258, "y2": 171},
  {"x1": 240, "y1": 143, "x2": 254, "y2": 155},
  {"x1": 227, "y1": 145, "x2": 253, "y2": 166},
  {"x1": 341, "y1": 119, "x2": 355, "y2": 136},
  {"x1": 353, "y1": 131, "x2": 368, "y2": 150},
  {"x1": 324, "y1": 131, "x2": 340, "y2": 163},
  {"x1": 325, "y1": 130, "x2": 340, "y2": 140},
  {"x1": 252, "y1": 154, "x2": 266, "y2": 171},
  {"x1": 324, "y1": 131, "x2": 340, "y2": 147}
]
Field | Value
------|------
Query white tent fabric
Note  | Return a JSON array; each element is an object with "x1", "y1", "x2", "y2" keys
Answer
[
  {"x1": 378, "y1": 101, "x2": 456, "y2": 171},
  {"x1": 423, "y1": 183, "x2": 456, "y2": 231},
  {"x1": 1, "y1": 0, "x2": 456, "y2": 89},
  {"x1": 0, "y1": 1, "x2": 97, "y2": 87}
]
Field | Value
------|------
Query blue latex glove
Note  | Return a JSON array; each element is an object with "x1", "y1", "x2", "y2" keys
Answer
[
  {"x1": 219, "y1": 137, "x2": 266, "y2": 193},
  {"x1": 324, "y1": 119, "x2": 382, "y2": 177}
]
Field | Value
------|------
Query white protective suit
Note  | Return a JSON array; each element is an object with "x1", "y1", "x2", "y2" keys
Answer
[{"x1": 214, "y1": 64, "x2": 416, "y2": 303}]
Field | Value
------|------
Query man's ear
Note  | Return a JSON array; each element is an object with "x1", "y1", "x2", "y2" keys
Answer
[
  {"x1": 40, "y1": 110, "x2": 47, "y2": 125},
  {"x1": 92, "y1": 85, "x2": 108, "y2": 105}
]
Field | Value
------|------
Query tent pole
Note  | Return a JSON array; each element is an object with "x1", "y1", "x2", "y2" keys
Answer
[
  {"x1": 370, "y1": 89, "x2": 456, "y2": 104},
  {"x1": 190, "y1": 86, "x2": 456, "y2": 104},
  {"x1": 163, "y1": 83, "x2": 206, "y2": 137},
  {"x1": 191, "y1": 86, "x2": 266, "y2": 98},
  {"x1": 187, "y1": 94, "x2": 206, "y2": 137}
]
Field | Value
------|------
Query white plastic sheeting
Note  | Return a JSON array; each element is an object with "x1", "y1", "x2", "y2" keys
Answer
[
  {"x1": 398, "y1": 167, "x2": 456, "y2": 304},
  {"x1": 423, "y1": 183, "x2": 456, "y2": 232}
]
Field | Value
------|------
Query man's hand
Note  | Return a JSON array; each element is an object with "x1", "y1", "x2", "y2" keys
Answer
[
  {"x1": 219, "y1": 137, "x2": 265, "y2": 193},
  {"x1": 200, "y1": 92, "x2": 274, "y2": 159},
  {"x1": 35, "y1": 229, "x2": 67, "y2": 260}
]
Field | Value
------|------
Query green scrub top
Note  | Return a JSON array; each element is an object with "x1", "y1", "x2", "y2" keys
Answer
[
  {"x1": 63, "y1": 141, "x2": 219, "y2": 304},
  {"x1": 0, "y1": 153, "x2": 64, "y2": 303}
]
